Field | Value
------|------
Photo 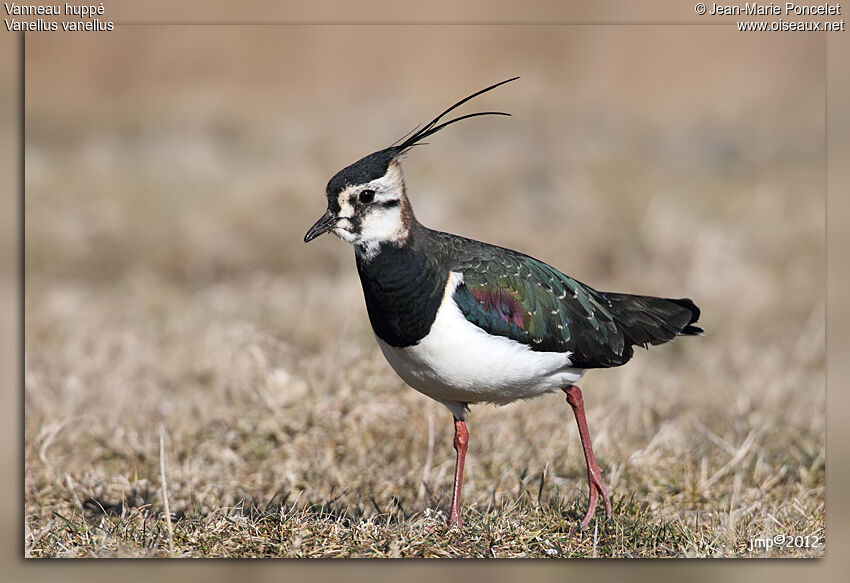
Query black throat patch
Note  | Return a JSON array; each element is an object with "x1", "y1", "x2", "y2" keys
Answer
[{"x1": 355, "y1": 241, "x2": 447, "y2": 348}]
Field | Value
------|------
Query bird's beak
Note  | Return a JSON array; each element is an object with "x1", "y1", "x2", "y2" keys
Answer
[{"x1": 304, "y1": 210, "x2": 339, "y2": 243}]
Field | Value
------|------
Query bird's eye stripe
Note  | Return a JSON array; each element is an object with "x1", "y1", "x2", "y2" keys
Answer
[{"x1": 379, "y1": 200, "x2": 400, "y2": 209}]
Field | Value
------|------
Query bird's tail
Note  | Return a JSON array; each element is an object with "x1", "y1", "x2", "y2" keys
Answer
[{"x1": 603, "y1": 293, "x2": 702, "y2": 348}]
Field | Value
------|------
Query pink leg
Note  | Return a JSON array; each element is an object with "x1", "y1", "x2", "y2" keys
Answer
[
  {"x1": 448, "y1": 418, "x2": 469, "y2": 527},
  {"x1": 563, "y1": 385, "x2": 612, "y2": 531}
]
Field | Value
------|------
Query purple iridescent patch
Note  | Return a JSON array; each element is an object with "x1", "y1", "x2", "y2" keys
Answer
[{"x1": 470, "y1": 288, "x2": 525, "y2": 328}]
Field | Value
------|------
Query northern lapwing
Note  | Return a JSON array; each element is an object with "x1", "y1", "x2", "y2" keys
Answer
[{"x1": 304, "y1": 78, "x2": 702, "y2": 530}]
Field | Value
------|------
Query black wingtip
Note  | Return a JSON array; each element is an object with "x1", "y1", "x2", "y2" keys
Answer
[
  {"x1": 670, "y1": 298, "x2": 703, "y2": 335},
  {"x1": 682, "y1": 324, "x2": 705, "y2": 335}
]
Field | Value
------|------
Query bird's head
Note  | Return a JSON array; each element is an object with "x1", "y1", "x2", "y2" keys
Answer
[
  {"x1": 304, "y1": 77, "x2": 519, "y2": 260},
  {"x1": 304, "y1": 148, "x2": 413, "y2": 260}
]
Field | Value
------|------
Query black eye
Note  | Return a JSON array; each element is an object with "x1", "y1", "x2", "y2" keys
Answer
[{"x1": 358, "y1": 189, "x2": 375, "y2": 204}]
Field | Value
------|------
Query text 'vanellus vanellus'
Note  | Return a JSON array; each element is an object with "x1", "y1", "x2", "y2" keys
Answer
[{"x1": 304, "y1": 78, "x2": 702, "y2": 531}]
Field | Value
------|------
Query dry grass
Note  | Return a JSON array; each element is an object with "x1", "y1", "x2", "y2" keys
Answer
[{"x1": 24, "y1": 29, "x2": 824, "y2": 558}]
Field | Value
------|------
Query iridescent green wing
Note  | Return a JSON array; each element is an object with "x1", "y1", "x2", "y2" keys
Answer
[{"x1": 444, "y1": 236, "x2": 632, "y2": 367}]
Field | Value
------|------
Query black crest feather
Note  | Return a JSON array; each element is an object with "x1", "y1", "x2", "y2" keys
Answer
[
  {"x1": 389, "y1": 77, "x2": 519, "y2": 155},
  {"x1": 326, "y1": 77, "x2": 518, "y2": 197}
]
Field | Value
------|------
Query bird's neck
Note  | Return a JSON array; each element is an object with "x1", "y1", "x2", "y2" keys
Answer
[{"x1": 354, "y1": 225, "x2": 448, "y2": 347}]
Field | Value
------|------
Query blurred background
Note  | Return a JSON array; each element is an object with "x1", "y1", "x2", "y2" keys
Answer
[{"x1": 22, "y1": 14, "x2": 825, "y2": 559}]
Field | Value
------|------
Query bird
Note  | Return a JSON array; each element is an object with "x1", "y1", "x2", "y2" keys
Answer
[{"x1": 303, "y1": 78, "x2": 702, "y2": 531}]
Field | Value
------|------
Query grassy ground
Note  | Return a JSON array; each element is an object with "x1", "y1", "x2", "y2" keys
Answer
[{"x1": 23, "y1": 29, "x2": 824, "y2": 558}]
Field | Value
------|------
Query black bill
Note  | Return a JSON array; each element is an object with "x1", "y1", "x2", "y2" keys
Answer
[{"x1": 304, "y1": 210, "x2": 339, "y2": 243}]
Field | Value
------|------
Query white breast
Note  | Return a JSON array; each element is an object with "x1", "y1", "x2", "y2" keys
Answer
[{"x1": 375, "y1": 272, "x2": 584, "y2": 419}]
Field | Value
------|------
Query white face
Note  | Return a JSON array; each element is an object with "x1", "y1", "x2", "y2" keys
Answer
[{"x1": 332, "y1": 161, "x2": 410, "y2": 259}]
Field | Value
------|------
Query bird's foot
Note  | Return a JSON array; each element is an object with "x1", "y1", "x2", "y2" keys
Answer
[
  {"x1": 447, "y1": 510, "x2": 464, "y2": 529},
  {"x1": 569, "y1": 483, "x2": 613, "y2": 538},
  {"x1": 568, "y1": 514, "x2": 614, "y2": 539}
]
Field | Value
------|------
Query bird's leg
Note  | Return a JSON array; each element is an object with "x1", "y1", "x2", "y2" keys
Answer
[
  {"x1": 447, "y1": 418, "x2": 469, "y2": 527},
  {"x1": 563, "y1": 384, "x2": 612, "y2": 531}
]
